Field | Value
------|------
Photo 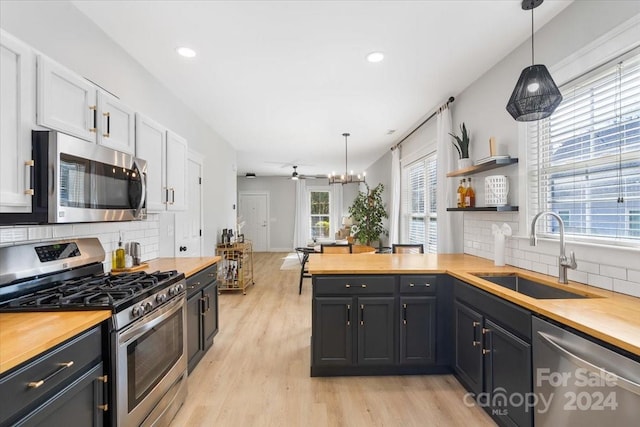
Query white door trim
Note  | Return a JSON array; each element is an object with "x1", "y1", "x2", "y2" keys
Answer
[
  {"x1": 238, "y1": 191, "x2": 270, "y2": 251},
  {"x1": 189, "y1": 149, "x2": 204, "y2": 256}
]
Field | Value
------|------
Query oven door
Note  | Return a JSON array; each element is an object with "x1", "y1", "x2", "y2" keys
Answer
[
  {"x1": 116, "y1": 295, "x2": 187, "y2": 427},
  {"x1": 50, "y1": 131, "x2": 147, "y2": 223}
]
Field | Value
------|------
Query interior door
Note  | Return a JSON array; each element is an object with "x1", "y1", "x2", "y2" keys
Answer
[
  {"x1": 238, "y1": 192, "x2": 268, "y2": 251},
  {"x1": 175, "y1": 153, "x2": 202, "y2": 257}
]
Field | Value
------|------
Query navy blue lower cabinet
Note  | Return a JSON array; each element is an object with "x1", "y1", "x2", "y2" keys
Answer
[
  {"x1": 312, "y1": 297, "x2": 353, "y2": 367},
  {"x1": 453, "y1": 279, "x2": 533, "y2": 427},
  {"x1": 400, "y1": 296, "x2": 436, "y2": 365},
  {"x1": 357, "y1": 297, "x2": 396, "y2": 366}
]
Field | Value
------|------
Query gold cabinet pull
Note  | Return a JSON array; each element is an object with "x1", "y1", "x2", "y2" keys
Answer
[
  {"x1": 98, "y1": 375, "x2": 108, "y2": 383},
  {"x1": 482, "y1": 349, "x2": 491, "y2": 355},
  {"x1": 345, "y1": 284, "x2": 351, "y2": 288},
  {"x1": 361, "y1": 284, "x2": 367, "y2": 288},
  {"x1": 98, "y1": 404, "x2": 108, "y2": 411},
  {"x1": 89, "y1": 105, "x2": 97, "y2": 132},
  {"x1": 472, "y1": 341, "x2": 481, "y2": 347},
  {"x1": 102, "y1": 111, "x2": 110, "y2": 137},
  {"x1": 482, "y1": 328, "x2": 490, "y2": 334},
  {"x1": 28, "y1": 361, "x2": 74, "y2": 388},
  {"x1": 24, "y1": 160, "x2": 35, "y2": 195}
]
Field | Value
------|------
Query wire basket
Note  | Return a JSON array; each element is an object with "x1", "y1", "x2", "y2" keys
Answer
[{"x1": 485, "y1": 175, "x2": 509, "y2": 206}]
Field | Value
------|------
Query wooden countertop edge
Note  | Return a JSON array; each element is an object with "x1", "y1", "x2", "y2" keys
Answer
[
  {"x1": 143, "y1": 256, "x2": 222, "y2": 277},
  {"x1": 0, "y1": 310, "x2": 112, "y2": 374}
]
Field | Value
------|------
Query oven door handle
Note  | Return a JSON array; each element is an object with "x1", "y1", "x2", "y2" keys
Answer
[{"x1": 119, "y1": 294, "x2": 184, "y2": 345}]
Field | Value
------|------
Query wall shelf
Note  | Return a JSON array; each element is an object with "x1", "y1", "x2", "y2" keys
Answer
[
  {"x1": 447, "y1": 206, "x2": 519, "y2": 212},
  {"x1": 446, "y1": 158, "x2": 518, "y2": 177}
]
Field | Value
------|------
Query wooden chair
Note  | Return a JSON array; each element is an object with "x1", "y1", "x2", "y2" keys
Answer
[
  {"x1": 295, "y1": 247, "x2": 314, "y2": 295},
  {"x1": 392, "y1": 244, "x2": 424, "y2": 254},
  {"x1": 320, "y1": 243, "x2": 352, "y2": 254}
]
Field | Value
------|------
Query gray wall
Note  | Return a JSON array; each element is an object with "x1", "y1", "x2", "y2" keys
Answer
[{"x1": 0, "y1": 0, "x2": 238, "y2": 256}]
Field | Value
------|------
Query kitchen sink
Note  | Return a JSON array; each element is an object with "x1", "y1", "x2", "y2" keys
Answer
[{"x1": 472, "y1": 273, "x2": 594, "y2": 299}]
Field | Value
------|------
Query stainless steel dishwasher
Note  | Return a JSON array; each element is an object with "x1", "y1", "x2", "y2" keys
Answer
[{"x1": 532, "y1": 317, "x2": 640, "y2": 426}]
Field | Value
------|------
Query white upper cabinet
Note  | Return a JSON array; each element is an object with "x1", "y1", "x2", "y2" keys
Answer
[
  {"x1": 97, "y1": 91, "x2": 135, "y2": 154},
  {"x1": 166, "y1": 131, "x2": 188, "y2": 211},
  {"x1": 136, "y1": 113, "x2": 166, "y2": 212},
  {"x1": 37, "y1": 55, "x2": 135, "y2": 153},
  {"x1": 37, "y1": 55, "x2": 97, "y2": 142},
  {"x1": 0, "y1": 30, "x2": 36, "y2": 213}
]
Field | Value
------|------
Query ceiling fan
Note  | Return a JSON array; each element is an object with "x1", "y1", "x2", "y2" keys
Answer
[{"x1": 290, "y1": 165, "x2": 324, "y2": 180}]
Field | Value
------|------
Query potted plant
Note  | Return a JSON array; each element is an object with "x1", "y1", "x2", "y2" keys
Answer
[
  {"x1": 449, "y1": 123, "x2": 472, "y2": 169},
  {"x1": 348, "y1": 183, "x2": 388, "y2": 247}
]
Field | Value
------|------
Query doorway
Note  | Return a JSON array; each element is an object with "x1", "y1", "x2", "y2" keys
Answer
[
  {"x1": 239, "y1": 192, "x2": 269, "y2": 251},
  {"x1": 175, "y1": 151, "x2": 203, "y2": 257}
]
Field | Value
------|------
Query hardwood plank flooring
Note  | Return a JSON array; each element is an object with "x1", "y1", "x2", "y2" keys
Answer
[{"x1": 171, "y1": 252, "x2": 495, "y2": 426}]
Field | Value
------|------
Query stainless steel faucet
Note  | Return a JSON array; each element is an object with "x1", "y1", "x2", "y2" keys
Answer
[{"x1": 530, "y1": 211, "x2": 577, "y2": 284}]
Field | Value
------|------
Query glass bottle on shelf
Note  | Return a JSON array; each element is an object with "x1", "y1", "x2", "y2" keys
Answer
[
  {"x1": 457, "y1": 179, "x2": 466, "y2": 208},
  {"x1": 465, "y1": 177, "x2": 476, "y2": 208}
]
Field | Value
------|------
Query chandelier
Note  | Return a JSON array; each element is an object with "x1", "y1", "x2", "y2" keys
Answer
[{"x1": 328, "y1": 133, "x2": 366, "y2": 185}]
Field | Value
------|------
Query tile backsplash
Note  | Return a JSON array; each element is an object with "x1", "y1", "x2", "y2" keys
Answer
[
  {"x1": 463, "y1": 211, "x2": 640, "y2": 298},
  {"x1": 0, "y1": 215, "x2": 160, "y2": 272}
]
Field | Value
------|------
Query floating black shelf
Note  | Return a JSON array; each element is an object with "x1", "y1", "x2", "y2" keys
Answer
[
  {"x1": 446, "y1": 158, "x2": 518, "y2": 177},
  {"x1": 447, "y1": 206, "x2": 519, "y2": 212}
]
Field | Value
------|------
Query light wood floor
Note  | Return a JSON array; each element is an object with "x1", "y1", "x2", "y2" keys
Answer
[{"x1": 171, "y1": 252, "x2": 495, "y2": 426}]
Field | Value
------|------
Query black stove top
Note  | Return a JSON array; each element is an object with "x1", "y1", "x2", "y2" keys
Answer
[{"x1": 0, "y1": 270, "x2": 183, "y2": 312}]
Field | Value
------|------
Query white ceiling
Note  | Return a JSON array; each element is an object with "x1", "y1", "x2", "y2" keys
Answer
[{"x1": 72, "y1": 0, "x2": 572, "y2": 177}]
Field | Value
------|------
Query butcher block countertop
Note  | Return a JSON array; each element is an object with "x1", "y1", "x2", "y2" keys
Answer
[
  {"x1": 0, "y1": 256, "x2": 220, "y2": 375},
  {"x1": 309, "y1": 253, "x2": 640, "y2": 356}
]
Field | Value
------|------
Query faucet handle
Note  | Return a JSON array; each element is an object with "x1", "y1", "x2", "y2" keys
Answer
[{"x1": 562, "y1": 251, "x2": 577, "y2": 269}]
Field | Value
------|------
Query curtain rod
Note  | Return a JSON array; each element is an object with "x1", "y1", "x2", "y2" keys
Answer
[{"x1": 390, "y1": 96, "x2": 455, "y2": 151}]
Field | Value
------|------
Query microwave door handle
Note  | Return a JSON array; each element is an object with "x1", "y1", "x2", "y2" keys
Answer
[
  {"x1": 133, "y1": 162, "x2": 146, "y2": 216},
  {"x1": 537, "y1": 331, "x2": 640, "y2": 396}
]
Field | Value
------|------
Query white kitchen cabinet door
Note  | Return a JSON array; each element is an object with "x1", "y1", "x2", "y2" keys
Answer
[
  {"x1": 166, "y1": 131, "x2": 188, "y2": 211},
  {"x1": 97, "y1": 91, "x2": 135, "y2": 154},
  {"x1": 0, "y1": 30, "x2": 35, "y2": 213},
  {"x1": 135, "y1": 113, "x2": 166, "y2": 211},
  {"x1": 37, "y1": 55, "x2": 97, "y2": 142}
]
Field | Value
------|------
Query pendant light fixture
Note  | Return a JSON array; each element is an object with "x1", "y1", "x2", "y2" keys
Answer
[
  {"x1": 506, "y1": 0, "x2": 562, "y2": 121},
  {"x1": 291, "y1": 165, "x2": 299, "y2": 180},
  {"x1": 328, "y1": 133, "x2": 366, "y2": 185}
]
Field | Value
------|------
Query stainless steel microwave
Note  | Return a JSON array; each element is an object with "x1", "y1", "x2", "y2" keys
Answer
[{"x1": 0, "y1": 131, "x2": 147, "y2": 224}]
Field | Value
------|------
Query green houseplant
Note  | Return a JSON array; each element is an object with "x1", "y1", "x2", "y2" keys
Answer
[
  {"x1": 348, "y1": 183, "x2": 388, "y2": 246},
  {"x1": 449, "y1": 122, "x2": 470, "y2": 159}
]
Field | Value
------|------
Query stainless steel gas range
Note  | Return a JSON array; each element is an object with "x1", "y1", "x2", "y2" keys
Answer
[{"x1": 0, "y1": 238, "x2": 188, "y2": 426}]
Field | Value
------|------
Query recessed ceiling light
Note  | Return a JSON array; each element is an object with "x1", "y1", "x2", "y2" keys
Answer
[
  {"x1": 176, "y1": 47, "x2": 197, "y2": 58},
  {"x1": 366, "y1": 52, "x2": 384, "y2": 63}
]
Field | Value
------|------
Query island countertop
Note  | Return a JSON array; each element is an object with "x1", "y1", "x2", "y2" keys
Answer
[{"x1": 308, "y1": 253, "x2": 640, "y2": 356}]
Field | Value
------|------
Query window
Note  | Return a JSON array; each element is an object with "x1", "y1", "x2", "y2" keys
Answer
[
  {"x1": 309, "y1": 190, "x2": 330, "y2": 239},
  {"x1": 528, "y1": 48, "x2": 640, "y2": 245},
  {"x1": 402, "y1": 154, "x2": 437, "y2": 253}
]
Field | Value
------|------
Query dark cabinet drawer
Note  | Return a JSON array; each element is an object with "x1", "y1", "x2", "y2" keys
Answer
[
  {"x1": 187, "y1": 263, "x2": 217, "y2": 297},
  {"x1": 0, "y1": 326, "x2": 102, "y2": 425},
  {"x1": 314, "y1": 276, "x2": 395, "y2": 295},
  {"x1": 399, "y1": 275, "x2": 437, "y2": 294}
]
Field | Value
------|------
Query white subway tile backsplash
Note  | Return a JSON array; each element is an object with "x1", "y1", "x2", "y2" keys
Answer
[
  {"x1": 599, "y1": 265, "x2": 627, "y2": 281},
  {"x1": 567, "y1": 269, "x2": 588, "y2": 284},
  {"x1": 628, "y1": 269, "x2": 640, "y2": 284},
  {"x1": 0, "y1": 227, "x2": 28, "y2": 243},
  {"x1": 27, "y1": 226, "x2": 52, "y2": 240},
  {"x1": 613, "y1": 279, "x2": 640, "y2": 298},
  {"x1": 530, "y1": 262, "x2": 549, "y2": 275},
  {"x1": 587, "y1": 274, "x2": 613, "y2": 291},
  {"x1": 52, "y1": 225, "x2": 74, "y2": 238},
  {"x1": 575, "y1": 259, "x2": 598, "y2": 274}
]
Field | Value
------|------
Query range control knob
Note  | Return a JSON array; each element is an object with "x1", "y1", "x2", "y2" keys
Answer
[
  {"x1": 168, "y1": 286, "x2": 177, "y2": 297},
  {"x1": 132, "y1": 305, "x2": 144, "y2": 318},
  {"x1": 176, "y1": 283, "x2": 185, "y2": 293},
  {"x1": 144, "y1": 301, "x2": 153, "y2": 312},
  {"x1": 156, "y1": 293, "x2": 167, "y2": 304}
]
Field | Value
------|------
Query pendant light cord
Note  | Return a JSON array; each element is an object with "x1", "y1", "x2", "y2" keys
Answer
[{"x1": 531, "y1": 7, "x2": 535, "y2": 65}]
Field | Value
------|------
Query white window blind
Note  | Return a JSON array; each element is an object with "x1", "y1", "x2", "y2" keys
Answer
[
  {"x1": 528, "y1": 47, "x2": 640, "y2": 244},
  {"x1": 402, "y1": 154, "x2": 437, "y2": 253}
]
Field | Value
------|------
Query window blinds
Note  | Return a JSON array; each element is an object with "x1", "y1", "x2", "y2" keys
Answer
[
  {"x1": 528, "y1": 47, "x2": 640, "y2": 243},
  {"x1": 402, "y1": 154, "x2": 438, "y2": 253}
]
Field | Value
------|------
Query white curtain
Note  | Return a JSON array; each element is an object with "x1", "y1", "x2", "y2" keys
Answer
[
  {"x1": 330, "y1": 184, "x2": 343, "y2": 239},
  {"x1": 389, "y1": 147, "x2": 401, "y2": 245},
  {"x1": 292, "y1": 179, "x2": 308, "y2": 248},
  {"x1": 436, "y1": 106, "x2": 463, "y2": 253}
]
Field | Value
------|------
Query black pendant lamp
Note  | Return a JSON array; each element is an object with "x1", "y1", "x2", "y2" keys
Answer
[{"x1": 506, "y1": 0, "x2": 562, "y2": 122}]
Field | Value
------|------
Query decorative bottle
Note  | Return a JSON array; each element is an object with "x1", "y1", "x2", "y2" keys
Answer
[
  {"x1": 465, "y1": 177, "x2": 476, "y2": 208},
  {"x1": 457, "y1": 179, "x2": 466, "y2": 208},
  {"x1": 115, "y1": 234, "x2": 125, "y2": 269}
]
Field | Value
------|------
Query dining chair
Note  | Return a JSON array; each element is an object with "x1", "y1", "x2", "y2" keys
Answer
[
  {"x1": 295, "y1": 247, "x2": 314, "y2": 295},
  {"x1": 392, "y1": 244, "x2": 424, "y2": 254},
  {"x1": 320, "y1": 243, "x2": 352, "y2": 254}
]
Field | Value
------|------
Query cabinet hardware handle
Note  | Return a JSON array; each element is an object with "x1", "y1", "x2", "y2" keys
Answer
[
  {"x1": 188, "y1": 285, "x2": 195, "y2": 289},
  {"x1": 482, "y1": 349, "x2": 491, "y2": 355},
  {"x1": 361, "y1": 284, "x2": 367, "y2": 288},
  {"x1": 472, "y1": 321, "x2": 480, "y2": 327},
  {"x1": 103, "y1": 112, "x2": 110, "y2": 137},
  {"x1": 403, "y1": 303, "x2": 407, "y2": 325},
  {"x1": 345, "y1": 284, "x2": 351, "y2": 288},
  {"x1": 482, "y1": 328, "x2": 490, "y2": 334},
  {"x1": 409, "y1": 283, "x2": 430, "y2": 287},
  {"x1": 472, "y1": 321, "x2": 480, "y2": 346},
  {"x1": 165, "y1": 187, "x2": 170, "y2": 204},
  {"x1": 346, "y1": 304, "x2": 351, "y2": 326},
  {"x1": 89, "y1": 105, "x2": 97, "y2": 132},
  {"x1": 360, "y1": 304, "x2": 364, "y2": 325},
  {"x1": 24, "y1": 160, "x2": 34, "y2": 196},
  {"x1": 169, "y1": 188, "x2": 175, "y2": 205},
  {"x1": 27, "y1": 361, "x2": 74, "y2": 389},
  {"x1": 206, "y1": 294, "x2": 211, "y2": 312},
  {"x1": 98, "y1": 404, "x2": 109, "y2": 411},
  {"x1": 193, "y1": 282, "x2": 201, "y2": 286},
  {"x1": 98, "y1": 375, "x2": 108, "y2": 383},
  {"x1": 200, "y1": 297, "x2": 206, "y2": 316},
  {"x1": 208, "y1": 273, "x2": 216, "y2": 277},
  {"x1": 472, "y1": 341, "x2": 481, "y2": 347}
]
